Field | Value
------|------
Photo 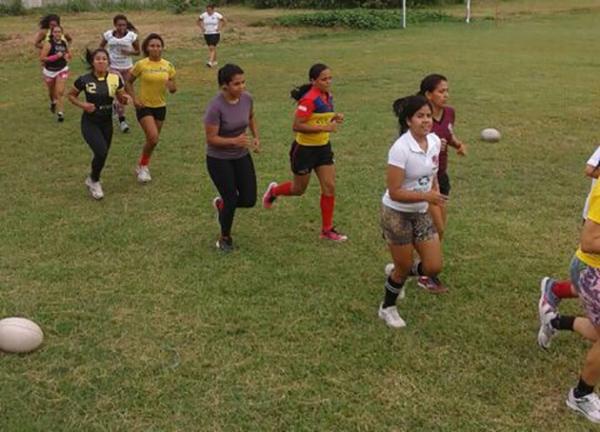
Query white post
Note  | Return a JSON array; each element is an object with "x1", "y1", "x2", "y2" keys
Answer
[
  {"x1": 402, "y1": 0, "x2": 406, "y2": 29},
  {"x1": 466, "y1": 0, "x2": 471, "y2": 23}
]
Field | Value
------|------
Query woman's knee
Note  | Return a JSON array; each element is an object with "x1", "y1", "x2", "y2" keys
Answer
[{"x1": 237, "y1": 194, "x2": 256, "y2": 208}]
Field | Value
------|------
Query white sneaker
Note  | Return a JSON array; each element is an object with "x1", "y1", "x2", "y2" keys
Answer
[
  {"x1": 119, "y1": 120, "x2": 130, "y2": 133},
  {"x1": 136, "y1": 165, "x2": 152, "y2": 183},
  {"x1": 537, "y1": 278, "x2": 558, "y2": 350},
  {"x1": 85, "y1": 177, "x2": 104, "y2": 200},
  {"x1": 384, "y1": 264, "x2": 405, "y2": 300},
  {"x1": 378, "y1": 303, "x2": 406, "y2": 328},
  {"x1": 566, "y1": 389, "x2": 600, "y2": 423}
]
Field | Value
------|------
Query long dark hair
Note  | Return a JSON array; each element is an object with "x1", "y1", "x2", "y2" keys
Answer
[
  {"x1": 113, "y1": 14, "x2": 137, "y2": 32},
  {"x1": 218, "y1": 64, "x2": 244, "y2": 87},
  {"x1": 418, "y1": 73, "x2": 447, "y2": 96},
  {"x1": 85, "y1": 48, "x2": 110, "y2": 71},
  {"x1": 392, "y1": 95, "x2": 432, "y2": 135},
  {"x1": 290, "y1": 63, "x2": 329, "y2": 101},
  {"x1": 141, "y1": 33, "x2": 164, "y2": 57},
  {"x1": 39, "y1": 14, "x2": 60, "y2": 29}
]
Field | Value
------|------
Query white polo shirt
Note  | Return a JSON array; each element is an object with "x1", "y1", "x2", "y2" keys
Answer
[
  {"x1": 382, "y1": 131, "x2": 441, "y2": 213},
  {"x1": 103, "y1": 30, "x2": 137, "y2": 70},
  {"x1": 199, "y1": 11, "x2": 223, "y2": 34},
  {"x1": 583, "y1": 146, "x2": 600, "y2": 219}
]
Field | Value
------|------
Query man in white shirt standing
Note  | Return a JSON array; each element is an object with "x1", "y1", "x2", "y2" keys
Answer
[{"x1": 197, "y1": 4, "x2": 226, "y2": 68}]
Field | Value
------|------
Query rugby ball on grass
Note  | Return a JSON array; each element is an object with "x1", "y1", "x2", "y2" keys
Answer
[
  {"x1": 480, "y1": 128, "x2": 501, "y2": 142},
  {"x1": 0, "y1": 317, "x2": 44, "y2": 353}
]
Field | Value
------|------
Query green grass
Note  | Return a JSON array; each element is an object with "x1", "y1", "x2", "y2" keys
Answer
[{"x1": 1, "y1": 5, "x2": 600, "y2": 431}]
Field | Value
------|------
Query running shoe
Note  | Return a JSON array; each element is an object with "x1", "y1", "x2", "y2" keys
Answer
[
  {"x1": 384, "y1": 264, "x2": 405, "y2": 300},
  {"x1": 206, "y1": 61, "x2": 212, "y2": 68},
  {"x1": 417, "y1": 276, "x2": 448, "y2": 294},
  {"x1": 85, "y1": 177, "x2": 104, "y2": 200},
  {"x1": 57, "y1": 112, "x2": 64, "y2": 122},
  {"x1": 119, "y1": 120, "x2": 130, "y2": 133},
  {"x1": 262, "y1": 182, "x2": 277, "y2": 209},
  {"x1": 136, "y1": 165, "x2": 152, "y2": 183},
  {"x1": 378, "y1": 303, "x2": 406, "y2": 328},
  {"x1": 537, "y1": 277, "x2": 558, "y2": 349},
  {"x1": 566, "y1": 389, "x2": 600, "y2": 423},
  {"x1": 212, "y1": 196, "x2": 223, "y2": 223},
  {"x1": 215, "y1": 236, "x2": 234, "y2": 253},
  {"x1": 320, "y1": 227, "x2": 348, "y2": 242}
]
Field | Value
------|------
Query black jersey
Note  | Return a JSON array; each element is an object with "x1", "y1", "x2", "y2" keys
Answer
[
  {"x1": 74, "y1": 72, "x2": 124, "y2": 121},
  {"x1": 45, "y1": 39, "x2": 68, "y2": 71}
]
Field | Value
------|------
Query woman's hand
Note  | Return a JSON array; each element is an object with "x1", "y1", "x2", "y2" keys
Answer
[
  {"x1": 322, "y1": 122, "x2": 338, "y2": 133},
  {"x1": 455, "y1": 141, "x2": 467, "y2": 156},
  {"x1": 166, "y1": 79, "x2": 177, "y2": 94},
  {"x1": 424, "y1": 190, "x2": 448, "y2": 207},
  {"x1": 333, "y1": 112, "x2": 344, "y2": 124},
  {"x1": 133, "y1": 98, "x2": 144, "y2": 109},
  {"x1": 82, "y1": 102, "x2": 96, "y2": 113},
  {"x1": 231, "y1": 133, "x2": 250, "y2": 148},
  {"x1": 440, "y1": 138, "x2": 448, "y2": 152},
  {"x1": 119, "y1": 93, "x2": 133, "y2": 106},
  {"x1": 250, "y1": 137, "x2": 261, "y2": 153}
]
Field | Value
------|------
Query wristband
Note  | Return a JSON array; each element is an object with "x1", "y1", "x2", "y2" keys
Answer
[{"x1": 46, "y1": 54, "x2": 61, "y2": 62}]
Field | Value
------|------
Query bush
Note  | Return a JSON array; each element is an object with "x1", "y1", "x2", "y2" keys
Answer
[
  {"x1": 273, "y1": 9, "x2": 458, "y2": 30},
  {"x1": 249, "y1": 0, "x2": 461, "y2": 8},
  {"x1": 0, "y1": 0, "x2": 25, "y2": 16}
]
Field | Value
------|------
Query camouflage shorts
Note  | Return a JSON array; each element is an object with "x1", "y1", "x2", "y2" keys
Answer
[
  {"x1": 381, "y1": 205, "x2": 437, "y2": 246},
  {"x1": 571, "y1": 256, "x2": 600, "y2": 327}
]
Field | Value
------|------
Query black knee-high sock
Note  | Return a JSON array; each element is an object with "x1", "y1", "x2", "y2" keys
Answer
[
  {"x1": 550, "y1": 315, "x2": 575, "y2": 331},
  {"x1": 410, "y1": 262, "x2": 423, "y2": 277},
  {"x1": 574, "y1": 377, "x2": 595, "y2": 398},
  {"x1": 383, "y1": 276, "x2": 405, "y2": 308}
]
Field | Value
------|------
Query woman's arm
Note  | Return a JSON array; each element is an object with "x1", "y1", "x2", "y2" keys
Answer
[
  {"x1": 387, "y1": 165, "x2": 446, "y2": 206},
  {"x1": 292, "y1": 115, "x2": 337, "y2": 134},
  {"x1": 205, "y1": 123, "x2": 249, "y2": 148},
  {"x1": 197, "y1": 17, "x2": 205, "y2": 31},
  {"x1": 34, "y1": 30, "x2": 46, "y2": 49},
  {"x1": 248, "y1": 110, "x2": 260, "y2": 152},
  {"x1": 125, "y1": 74, "x2": 143, "y2": 108},
  {"x1": 99, "y1": 36, "x2": 108, "y2": 48},
  {"x1": 39, "y1": 42, "x2": 58, "y2": 63},
  {"x1": 166, "y1": 76, "x2": 177, "y2": 94},
  {"x1": 449, "y1": 132, "x2": 467, "y2": 156},
  {"x1": 585, "y1": 164, "x2": 600, "y2": 179},
  {"x1": 580, "y1": 219, "x2": 600, "y2": 254},
  {"x1": 129, "y1": 40, "x2": 141, "y2": 56},
  {"x1": 67, "y1": 87, "x2": 96, "y2": 113},
  {"x1": 219, "y1": 16, "x2": 227, "y2": 31}
]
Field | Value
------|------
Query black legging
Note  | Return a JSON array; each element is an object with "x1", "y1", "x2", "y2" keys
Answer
[
  {"x1": 81, "y1": 115, "x2": 113, "y2": 182},
  {"x1": 206, "y1": 154, "x2": 257, "y2": 237}
]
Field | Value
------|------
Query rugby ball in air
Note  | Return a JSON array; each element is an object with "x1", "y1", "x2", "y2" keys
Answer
[
  {"x1": 480, "y1": 128, "x2": 501, "y2": 142},
  {"x1": 0, "y1": 317, "x2": 44, "y2": 353}
]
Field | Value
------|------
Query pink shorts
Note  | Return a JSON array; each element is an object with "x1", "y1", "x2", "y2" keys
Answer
[{"x1": 42, "y1": 66, "x2": 69, "y2": 83}]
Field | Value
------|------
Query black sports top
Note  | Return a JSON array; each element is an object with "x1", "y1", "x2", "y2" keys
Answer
[
  {"x1": 73, "y1": 72, "x2": 124, "y2": 121},
  {"x1": 45, "y1": 39, "x2": 68, "y2": 71}
]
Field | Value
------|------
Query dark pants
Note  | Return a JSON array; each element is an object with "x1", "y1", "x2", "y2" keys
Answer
[
  {"x1": 206, "y1": 154, "x2": 257, "y2": 237},
  {"x1": 81, "y1": 116, "x2": 113, "y2": 182}
]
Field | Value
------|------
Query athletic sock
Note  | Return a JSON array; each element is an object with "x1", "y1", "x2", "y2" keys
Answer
[
  {"x1": 118, "y1": 116, "x2": 126, "y2": 123},
  {"x1": 550, "y1": 315, "x2": 575, "y2": 331},
  {"x1": 383, "y1": 276, "x2": 405, "y2": 308},
  {"x1": 574, "y1": 377, "x2": 595, "y2": 398},
  {"x1": 139, "y1": 153, "x2": 151, "y2": 166},
  {"x1": 552, "y1": 280, "x2": 577, "y2": 299},
  {"x1": 320, "y1": 194, "x2": 335, "y2": 232},
  {"x1": 410, "y1": 262, "x2": 424, "y2": 277},
  {"x1": 273, "y1": 181, "x2": 292, "y2": 197}
]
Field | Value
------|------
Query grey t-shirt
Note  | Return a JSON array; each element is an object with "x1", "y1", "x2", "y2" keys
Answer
[{"x1": 204, "y1": 92, "x2": 253, "y2": 159}]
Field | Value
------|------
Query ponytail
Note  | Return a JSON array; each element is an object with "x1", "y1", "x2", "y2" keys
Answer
[
  {"x1": 418, "y1": 73, "x2": 447, "y2": 96},
  {"x1": 290, "y1": 63, "x2": 330, "y2": 101},
  {"x1": 392, "y1": 95, "x2": 431, "y2": 135}
]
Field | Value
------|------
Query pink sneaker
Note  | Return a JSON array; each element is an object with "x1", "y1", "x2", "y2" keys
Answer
[
  {"x1": 417, "y1": 276, "x2": 448, "y2": 294},
  {"x1": 320, "y1": 227, "x2": 348, "y2": 242},
  {"x1": 262, "y1": 182, "x2": 277, "y2": 209}
]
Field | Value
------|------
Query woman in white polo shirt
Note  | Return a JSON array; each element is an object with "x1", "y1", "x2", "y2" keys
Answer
[
  {"x1": 197, "y1": 4, "x2": 226, "y2": 68},
  {"x1": 100, "y1": 14, "x2": 140, "y2": 133},
  {"x1": 378, "y1": 95, "x2": 447, "y2": 329}
]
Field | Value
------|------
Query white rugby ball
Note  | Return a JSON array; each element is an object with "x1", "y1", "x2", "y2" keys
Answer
[
  {"x1": 0, "y1": 317, "x2": 44, "y2": 353},
  {"x1": 481, "y1": 128, "x2": 501, "y2": 142}
]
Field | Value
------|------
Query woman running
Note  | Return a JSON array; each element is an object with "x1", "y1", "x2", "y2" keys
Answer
[
  {"x1": 378, "y1": 95, "x2": 446, "y2": 328},
  {"x1": 197, "y1": 4, "x2": 226, "y2": 68},
  {"x1": 68, "y1": 48, "x2": 132, "y2": 200},
  {"x1": 261, "y1": 63, "x2": 347, "y2": 242},
  {"x1": 204, "y1": 64, "x2": 260, "y2": 252},
  {"x1": 538, "y1": 180, "x2": 600, "y2": 423},
  {"x1": 100, "y1": 14, "x2": 140, "y2": 133},
  {"x1": 40, "y1": 25, "x2": 70, "y2": 122},
  {"x1": 34, "y1": 14, "x2": 72, "y2": 50},
  {"x1": 126, "y1": 33, "x2": 176, "y2": 183},
  {"x1": 415, "y1": 74, "x2": 466, "y2": 292}
]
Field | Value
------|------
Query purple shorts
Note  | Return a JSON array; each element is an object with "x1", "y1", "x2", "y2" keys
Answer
[{"x1": 570, "y1": 256, "x2": 600, "y2": 327}]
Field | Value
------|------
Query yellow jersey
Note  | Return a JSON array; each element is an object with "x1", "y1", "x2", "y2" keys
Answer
[
  {"x1": 294, "y1": 87, "x2": 335, "y2": 147},
  {"x1": 130, "y1": 58, "x2": 176, "y2": 108},
  {"x1": 577, "y1": 180, "x2": 600, "y2": 268}
]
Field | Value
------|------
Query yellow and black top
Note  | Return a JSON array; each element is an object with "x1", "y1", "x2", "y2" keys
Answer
[
  {"x1": 294, "y1": 86, "x2": 335, "y2": 146},
  {"x1": 130, "y1": 58, "x2": 176, "y2": 108},
  {"x1": 74, "y1": 72, "x2": 123, "y2": 122}
]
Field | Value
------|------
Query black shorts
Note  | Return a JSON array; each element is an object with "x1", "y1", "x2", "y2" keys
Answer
[
  {"x1": 204, "y1": 34, "x2": 220, "y2": 46},
  {"x1": 136, "y1": 106, "x2": 167, "y2": 122},
  {"x1": 289, "y1": 141, "x2": 334, "y2": 175},
  {"x1": 438, "y1": 172, "x2": 451, "y2": 196}
]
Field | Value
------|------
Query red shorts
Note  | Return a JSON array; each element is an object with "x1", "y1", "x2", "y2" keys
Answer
[{"x1": 42, "y1": 66, "x2": 69, "y2": 84}]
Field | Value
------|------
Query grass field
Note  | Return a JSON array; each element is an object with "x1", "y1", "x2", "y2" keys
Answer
[{"x1": 2, "y1": 2, "x2": 600, "y2": 431}]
